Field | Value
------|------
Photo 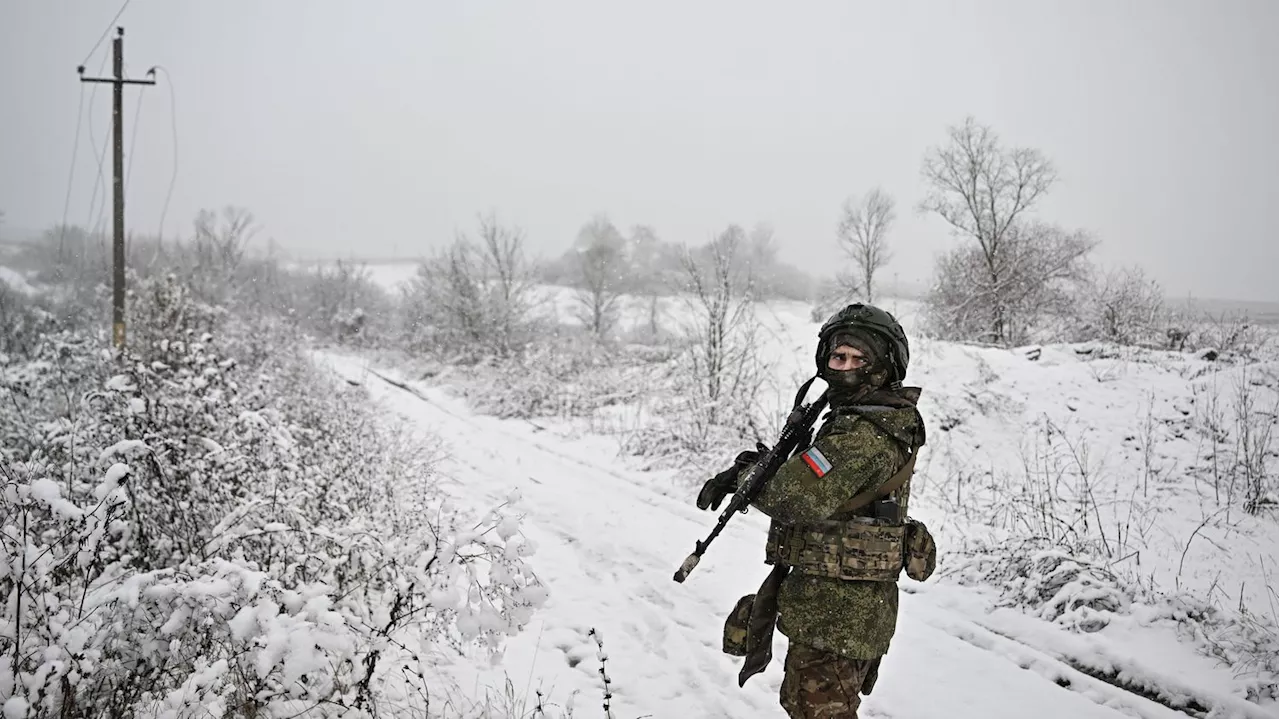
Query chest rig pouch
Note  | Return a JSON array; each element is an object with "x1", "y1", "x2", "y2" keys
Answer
[{"x1": 765, "y1": 517, "x2": 905, "y2": 582}]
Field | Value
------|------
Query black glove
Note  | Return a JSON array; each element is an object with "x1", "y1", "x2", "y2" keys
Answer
[{"x1": 696, "y1": 442, "x2": 769, "y2": 511}]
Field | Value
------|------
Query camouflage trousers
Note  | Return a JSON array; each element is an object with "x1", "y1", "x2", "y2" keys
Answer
[{"x1": 779, "y1": 643, "x2": 881, "y2": 719}]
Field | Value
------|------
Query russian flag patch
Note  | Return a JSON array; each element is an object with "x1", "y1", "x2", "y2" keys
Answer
[{"x1": 800, "y1": 447, "x2": 833, "y2": 478}]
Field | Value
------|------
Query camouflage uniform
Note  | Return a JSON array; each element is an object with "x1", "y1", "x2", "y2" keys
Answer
[
  {"x1": 708, "y1": 303, "x2": 927, "y2": 719},
  {"x1": 756, "y1": 390, "x2": 924, "y2": 717}
]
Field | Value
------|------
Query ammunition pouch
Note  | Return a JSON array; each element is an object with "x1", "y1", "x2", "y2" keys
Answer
[
  {"x1": 722, "y1": 593, "x2": 754, "y2": 656},
  {"x1": 765, "y1": 517, "x2": 905, "y2": 582},
  {"x1": 765, "y1": 515, "x2": 938, "y2": 583},
  {"x1": 902, "y1": 517, "x2": 937, "y2": 581}
]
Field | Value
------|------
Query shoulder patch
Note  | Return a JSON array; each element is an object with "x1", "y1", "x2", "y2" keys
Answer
[{"x1": 799, "y1": 446, "x2": 833, "y2": 478}]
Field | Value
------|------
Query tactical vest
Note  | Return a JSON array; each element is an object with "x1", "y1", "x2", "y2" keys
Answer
[
  {"x1": 764, "y1": 408, "x2": 925, "y2": 583},
  {"x1": 765, "y1": 516, "x2": 906, "y2": 582}
]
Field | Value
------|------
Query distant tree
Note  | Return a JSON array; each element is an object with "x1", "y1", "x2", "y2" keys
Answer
[
  {"x1": 925, "y1": 220, "x2": 1094, "y2": 345},
  {"x1": 193, "y1": 207, "x2": 257, "y2": 277},
  {"x1": 920, "y1": 117, "x2": 1080, "y2": 345},
  {"x1": 402, "y1": 212, "x2": 534, "y2": 358},
  {"x1": 674, "y1": 225, "x2": 767, "y2": 439},
  {"x1": 1088, "y1": 265, "x2": 1166, "y2": 345},
  {"x1": 623, "y1": 224, "x2": 667, "y2": 337},
  {"x1": 572, "y1": 214, "x2": 627, "y2": 337},
  {"x1": 837, "y1": 188, "x2": 896, "y2": 303},
  {"x1": 187, "y1": 207, "x2": 259, "y2": 305}
]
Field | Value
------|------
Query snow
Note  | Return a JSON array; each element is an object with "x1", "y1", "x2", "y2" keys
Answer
[
  {"x1": 104, "y1": 375, "x2": 136, "y2": 392},
  {"x1": 320, "y1": 340, "x2": 1278, "y2": 719},
  {"x1": 98, "y1": 439, "x2": 149, "y2": 464},
  {"x1": 0, "y1": 266, "x2": 35, "y2": 296},
  {"x1": 3, "y1": 696, "x2": 28, "y2": 719},
  {"x1": 28, "y1": 477, "x2": 84, "y2": 520}
]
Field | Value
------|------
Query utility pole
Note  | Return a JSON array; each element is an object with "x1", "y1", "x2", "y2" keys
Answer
[{"x1": 79, "y1": 27, "x2": 155, "y2": 350}]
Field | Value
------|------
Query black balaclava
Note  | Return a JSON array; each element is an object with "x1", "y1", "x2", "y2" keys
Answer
[{"x1": 822, "y1": 328, "x2": 891, "y2": 406}]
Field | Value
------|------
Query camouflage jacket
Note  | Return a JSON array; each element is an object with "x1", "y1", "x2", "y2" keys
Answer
[{"x1": 747, "y1": 390, "x2": 925, "y2": 660}]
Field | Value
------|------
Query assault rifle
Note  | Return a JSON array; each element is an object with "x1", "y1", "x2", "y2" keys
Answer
[{"x1": 672, "y1": 387, "x2": 830, "y2": 583}]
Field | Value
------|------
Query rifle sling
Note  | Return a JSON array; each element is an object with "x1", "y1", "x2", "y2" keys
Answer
[{"x1": 832, "y1": 449, "x2": 918, "y2": 516}]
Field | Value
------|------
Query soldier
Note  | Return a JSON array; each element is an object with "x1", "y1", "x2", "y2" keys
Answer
[{"x1": 697, "y1": 303, "x2": 934, "y2": 719}]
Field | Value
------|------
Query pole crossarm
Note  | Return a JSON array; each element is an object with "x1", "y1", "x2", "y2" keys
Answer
[{"x1": 80, "y1": 77, "x2": 156, "y2": 86}]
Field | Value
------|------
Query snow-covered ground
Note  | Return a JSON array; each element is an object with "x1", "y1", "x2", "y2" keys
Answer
[
  {"x1": 318, "y1": 329, "x2": 1276, "y2": 717},
  {"x1": 292, "y1": 265, "x2": 1279, "y2": 716}
]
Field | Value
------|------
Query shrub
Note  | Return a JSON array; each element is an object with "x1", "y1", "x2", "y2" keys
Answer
[{"x1": 0, "y1": 274, "x2": 547, "y2": 717}]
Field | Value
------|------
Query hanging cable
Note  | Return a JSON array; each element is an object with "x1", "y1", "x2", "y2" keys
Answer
[
  {"x1": 57, "y1": 84, "x2": 88, "y2": 256},
  {"x1": 124, "y1": 63, "x2": 148, "y2": 193},
  {"x1": 153, "y1": 66, "x2": 179, "y2": 241},
  {"x1": 80, "y1": 0, "x2": 132, "y2": 69},
  {"x1": 85, "y1": 48, "x2": 110, "y2": 234}
]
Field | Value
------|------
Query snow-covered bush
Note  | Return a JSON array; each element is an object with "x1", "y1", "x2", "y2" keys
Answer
[
  {"x1": 943, "y1": 541, "x2": 1129, "y2": 633},
  {"x1": 667, "y1": 227, "x2": 772, "y2": 449},
  {"x1": 400, "y1": 215, "x2": 537, "y2": 361},
  {"x1": 0, "y1": 273, "x2": 547, "y2": 717},
  {"x1": 943, "y1": 540, "x2": 1278, "y2": 702},
  {"x1": 1030, "y1": 264, "x2": 1170, "y2": 347},
  {"x1": 1188, "y1": 362, "x2": 1280, "y2": 516},
  {"x1": 0, "y1": 281, "x2": 53, "y2": 359},
  {"x1": 453, "y1": 330, "x2": 669, "y2": 421},
  {"x1": 0, "y1": 457, "x2": 545, "y2": 718},
  {"x1": 1180, "y1": 314, "x2": 1276, "y2": 362}
]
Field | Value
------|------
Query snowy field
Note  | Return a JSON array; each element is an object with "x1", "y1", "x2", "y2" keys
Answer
[{"x1": 303, "y1": 265, "x2": 1279, "y2": 718}]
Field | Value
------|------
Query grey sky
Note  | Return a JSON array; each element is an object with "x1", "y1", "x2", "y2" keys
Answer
[{"x1": 2, "y1": 0, "x2": 1276, "y2": 301}]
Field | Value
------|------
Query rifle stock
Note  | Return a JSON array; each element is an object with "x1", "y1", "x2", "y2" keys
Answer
[{"x1": 673, "y1": 390, "x2": 829, "y2": 583}]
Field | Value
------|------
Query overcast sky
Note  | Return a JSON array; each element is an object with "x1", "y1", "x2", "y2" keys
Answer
[{"x1": 2, "y1": 0, "x2": 1276, "y2": 301}]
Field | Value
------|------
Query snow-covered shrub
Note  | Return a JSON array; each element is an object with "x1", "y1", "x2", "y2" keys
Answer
[
  {"x1": 0, "y1": 273, "x2": 548, "y2": 717},
  {"x1": 0, "y1": 457, "x2": 545, "y2": 718},
  {"x1": 943, "y1": 540, "x2": 1277, "y2": 699},
  {"x1": 1053, "y1": 265, "x2": 1167, "y2": 347},
  {"x1": 0, "y1": 282, "x2": 53, "y2": 360},
  {"x1": 289, "y1": 261, "x2": 392, "y2": 347},
  {"x1": 1165, "y1": 306, "x2": 1277, "y2": 361},
  {"x1": 1188, "y1": 363, "x2": 1280, "y2": 516},
  {"x1": 921, "y1": 223, "x2": 1093, "y2": 346},
  {"x1": 400, "y1": 215, "x2": 537, "y2": 361},
  {"x1": 943, "y1": 541, "x2": 1129, "y2": 632},
  {"x1": 667, "y1": 227, "x2": 772, "y2": 450},
  {"x1": 453, "y1": 330, "x2": 670, "y2": 421}
]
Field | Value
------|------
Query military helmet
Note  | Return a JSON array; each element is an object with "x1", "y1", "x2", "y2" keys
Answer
[{"x1": 816, "y1": 303, "x2": 910, "y2": 383}]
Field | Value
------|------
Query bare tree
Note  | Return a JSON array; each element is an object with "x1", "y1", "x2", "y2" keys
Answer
[
  {"x1": 625, "y1": 224, "x2": 665, "y2": 338},
  {"x1": 837, "y1": 188, "x2": 896, "y2": 303},
  {"x1": 572, "y1": 215, "x2": 626, "y2": 337},
  {"x1": 193, "y1": 207, "x2": 257, "y2": 276},
  {"x1": 810, "y1": 268, "x2": 862, "y2": 322},
  {"x1": 403, "y1": 213, "x2": 534, "y2": 358},
  {"x1": 925, "y1": 220, "x2": 1094, "y2": 345},
  {"x1": 475, "y1": 212, "x2": 535, "y2": 342},
  {"x1": 675, "y1": 225, "x2": 768, "y2": 440},
  {"x1": 1089, "y1": 265, "x2": 1165, "y2": 345},
  {"x1": 920, "y1": 117, "x2": 1059, "y2": 343}
]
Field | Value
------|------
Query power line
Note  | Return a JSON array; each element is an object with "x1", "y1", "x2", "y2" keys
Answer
[
  {"x1": 57, "y1": 84, "x2": 88, "y2": 255},
  {"x1": 80, "y1": 0, "x2": 132, "y2": 69},
  {"x1": 85, "y1": 48, "x2": 110, "y2": 234},
  {"x1": 153, "y1": 66, "x2": 179, "y2": 241},
  {"x1": 124, "y1": 63, "x2": 148, "y2": 194}
]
